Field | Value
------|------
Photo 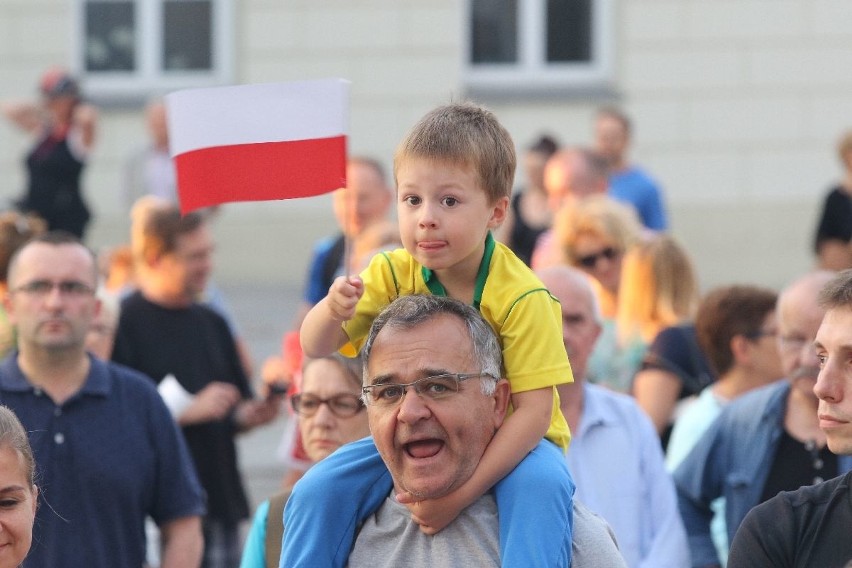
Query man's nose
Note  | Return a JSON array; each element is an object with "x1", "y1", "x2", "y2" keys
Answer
[
  {"x1": 396, "y1": 387, "x2": 432, "y2": 423},
  {"x1": 814, "y1": 357, "x2": 844, "y2": 403}
]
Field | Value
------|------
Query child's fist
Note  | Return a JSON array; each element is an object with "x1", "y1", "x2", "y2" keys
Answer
[{"x1": 326, "y1": 276, "x2": 364, "y2": 321}]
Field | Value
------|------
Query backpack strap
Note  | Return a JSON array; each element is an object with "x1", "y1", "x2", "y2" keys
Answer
[{"x1": 264, "y1": 490, "x2": 292, "y2": 568}]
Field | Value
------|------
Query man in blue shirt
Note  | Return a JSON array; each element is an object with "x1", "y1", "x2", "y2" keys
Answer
[
  {"x1": 0, "y1": 231, "x2": 205, "y2": 567},
  {"x1": 538, "y1": 265, "x2": 689, "y2": 568},
  {"x1": 594, "y1": 107, "x2": 668, "y2": 231}
]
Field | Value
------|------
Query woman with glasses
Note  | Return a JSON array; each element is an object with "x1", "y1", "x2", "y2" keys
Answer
[
  {"x1": 240, "y1": 353, "x2": 370, "y2": 568},
  {"x1": 555, "y1": 196, "x2": 643, "y2": 392}
]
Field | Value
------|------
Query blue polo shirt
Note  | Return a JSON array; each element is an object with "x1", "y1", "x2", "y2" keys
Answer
[{"x1": 0, "y1": 354, "x2": 205, "y2": 568}]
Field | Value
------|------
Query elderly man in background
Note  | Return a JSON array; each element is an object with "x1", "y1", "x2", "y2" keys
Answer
[
  {"x1": 538, "y1": 265, "x2": 689, "y2": 568},
  {"x1": 727, "y1": 269, "x2": 852, "y2": 566},
  {"x1": 674, "y1": 270, "x2": 852, "y2": 567}
]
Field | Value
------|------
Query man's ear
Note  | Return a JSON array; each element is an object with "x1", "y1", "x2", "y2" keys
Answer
[
  {"x1": 488, "y1": 196, "x2": 510, "y2": 230},
  {"x1": 491, "y1": 378, "x2": 512, "y2": 426}
]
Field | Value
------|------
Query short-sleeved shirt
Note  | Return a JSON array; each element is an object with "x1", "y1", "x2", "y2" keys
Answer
[
  {"x1": 0, "y1": 354, "x2": 205, "y2": 568},
  {"x1": 112, "y1": 291, "x2": 254, "y2": 523},
  {"x1": 342, "y1": 233, "x2": 572, "y2": 448}
]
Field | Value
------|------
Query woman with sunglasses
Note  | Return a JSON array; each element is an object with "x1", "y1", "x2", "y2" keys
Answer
[
  {"x1": 555, "y1": 196, "x2": 643, "y2": 391},
  {"x1": 240, "y1": 353, "x2": 370, "y2": 568}
]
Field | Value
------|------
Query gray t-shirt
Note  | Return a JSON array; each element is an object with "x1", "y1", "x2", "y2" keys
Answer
[
  {"x1": 347, "y1": 494, "x2": 626, "y2": 568},
  {"x1": 348, "y1": 493, "x2": 500, "y2": 567}
]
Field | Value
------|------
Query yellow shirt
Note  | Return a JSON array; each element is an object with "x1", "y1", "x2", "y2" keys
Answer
[{"x1": 342, "y1": 234, "x2": 573, "y2": 449}]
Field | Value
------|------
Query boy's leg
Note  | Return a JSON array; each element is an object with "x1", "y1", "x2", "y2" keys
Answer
[
  {"x1": 280, "y1": 436, "x2": 392, "y2": 567},
  {"x1": 494, "y1": 440, "x2": 574, "y2": 568}
]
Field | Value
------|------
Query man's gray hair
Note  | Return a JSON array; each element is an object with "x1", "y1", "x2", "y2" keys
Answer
[{"x1": 361, "y1": 295, "x2": 503, "y2": 394}]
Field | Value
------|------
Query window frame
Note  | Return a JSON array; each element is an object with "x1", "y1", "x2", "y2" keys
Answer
[
  {"x1": 464, "y1": 0, "x2": 615, "y2": 97},
  {"x1": 72, "y1": 0, "x2": 234, "y2": 103}
]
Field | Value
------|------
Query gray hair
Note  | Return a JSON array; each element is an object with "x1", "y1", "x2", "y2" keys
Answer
[{"x1": 361, "y1": 295, "x2": 503, "y2": 394}]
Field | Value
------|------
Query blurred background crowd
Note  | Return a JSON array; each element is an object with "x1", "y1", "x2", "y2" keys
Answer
[{"x1": 3, "y1": 2, "x2": 852, "y2": 567}]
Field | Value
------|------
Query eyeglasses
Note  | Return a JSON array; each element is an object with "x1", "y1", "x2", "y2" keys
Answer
[
  {"x1": 576, "y1": 247, "x2": 620, "y2": 269},
  {"x1": 744, "y1": 329, "x2": 778, "y2": 341},
  {"x1": 290, "y1": 393, "x2": 364, "y2": 418},
  {"x1": 361, "y1": 372, "x2": 497, "y2": 407},
  {"x1": 13, "y1": 280, "x2": 95, "y2": 297},
  {"x1": 778, "y1": 335, "x2": 811, "y2": 353}
]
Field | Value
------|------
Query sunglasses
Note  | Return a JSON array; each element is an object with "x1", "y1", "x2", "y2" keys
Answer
[{"x1": 576, "y1": 247, "x2": 620, "y2": 269}]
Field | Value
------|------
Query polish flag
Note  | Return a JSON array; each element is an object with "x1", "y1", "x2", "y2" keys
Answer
[{"x1": 166, "y1": 79, "x2": 349, "y2": 214}]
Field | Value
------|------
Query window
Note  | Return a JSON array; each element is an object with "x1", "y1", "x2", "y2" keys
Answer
[
  {"x1": 74, "y1": 0, "x2": 233, "y2": 102},
  {"x1": 466, "y1": 0, "x2": 614, "y2": 96}
]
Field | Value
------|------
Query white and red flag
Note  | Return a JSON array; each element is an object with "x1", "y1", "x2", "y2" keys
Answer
[{"x1": 166, "y1": 78, "x2": 349, "y2": 214}]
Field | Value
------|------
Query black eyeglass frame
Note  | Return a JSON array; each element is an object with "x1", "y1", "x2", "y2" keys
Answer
[{"x1": 290, "y1": 393, "x2": 365, "y2": 418}]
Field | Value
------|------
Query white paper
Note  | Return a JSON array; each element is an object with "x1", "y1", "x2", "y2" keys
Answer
[{"x1": 157, "y1": 374, "x2": 194, "y2": 419}]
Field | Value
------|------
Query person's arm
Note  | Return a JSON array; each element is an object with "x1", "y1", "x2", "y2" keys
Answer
[
  {"x1": 816, "y1": 239, "x2": 852, "y2": 271},
  {"x1": 159, "y1": 516, "x2": 203, "y2": 568},
  {"x1": 672, "y1": 424, "x2": 725, "y2": 568},
  {"x1": 177, "y1": 381, "x2": 240, "y2": 426},
  {"x1": 233, "y1": 396, "x2": 280, "y2": 433},
  {"x1": 72, "y1": 102, "x2": 97, "y2": 150},
  {"x1": 633, "y1": 407, "x2": 691, "y2": 568},
  {"x1": 299, "y1": 276, "x2": 362, "y2": 357},
  {"x1": 400, "y1": 386, "x2": 553, "y2": 533},
  {"x1": 632, "y1": 368, "x2": 682, "y2": 434},
  {"x1": 0, "y1": 100, "x2": 42, "y2": 133}
]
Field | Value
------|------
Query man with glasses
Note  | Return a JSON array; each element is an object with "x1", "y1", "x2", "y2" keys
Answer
[
  {"x1": 0, "y1": 231, "x2": 205, "y2": 567},
  {"x1": 674, "y1": 270, "x2": 852, "y2": 568},
  {"x1": 306, "y1": 294, "x2": 626, "y2": 567},
  {"x1": 727, "y1": 269, "x2": 852, "y2": 567}
]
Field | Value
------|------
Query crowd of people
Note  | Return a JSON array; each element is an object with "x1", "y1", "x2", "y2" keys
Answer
[{"x1": 0, "y1": 68, "x2": 851, "y2": 567}]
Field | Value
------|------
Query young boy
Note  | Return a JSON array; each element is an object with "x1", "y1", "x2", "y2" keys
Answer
[{"x1": 283, "y1": 102, "x2": 575, "y2": 566}]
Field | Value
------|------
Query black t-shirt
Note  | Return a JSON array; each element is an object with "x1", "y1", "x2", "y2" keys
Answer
[
  {"x1": 760, "y1": 430, "x2": 838, "y2": 503},
  {"x1": 814, "y1": 186, "x2": 852, "y2": 252},
  {"x1": 508, "y1": 191, "x2": 547, "y2": 267},
  {"x1": 111, "y1": 291, "x2": 253, "y2": 524},
  {"x1": 729, "y1": 471, "x2": 852, "y2": 568}
]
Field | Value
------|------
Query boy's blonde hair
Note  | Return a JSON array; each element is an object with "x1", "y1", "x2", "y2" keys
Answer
[{"x1": 393, "y1": 102, "x2": 516, "y2": 203}]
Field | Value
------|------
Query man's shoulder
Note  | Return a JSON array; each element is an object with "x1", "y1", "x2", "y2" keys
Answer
[
  {"x1": 585, "y1": 383, "x2": 655, "y2": 430},
  {"x1": 92, "y1": 358, "x2": 161, "y2": 398},
  {"x1": 784, "y1": 470, "x2": 852, "y2": 509},
  {"x1": 488, "y1": 243, "x2": 551, "y2": 295},
  {"x1": 722, "y1": 380, "x2": 789, "y2": 419}
]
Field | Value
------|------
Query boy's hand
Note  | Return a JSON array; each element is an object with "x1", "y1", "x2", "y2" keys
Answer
[
  {"x1": 326, "y1": 276, "x2": 364, "y2": 322},
  {"x1": 398, "y1": 490, "x2": 467, "y2": 535}
]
